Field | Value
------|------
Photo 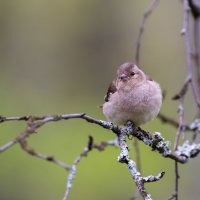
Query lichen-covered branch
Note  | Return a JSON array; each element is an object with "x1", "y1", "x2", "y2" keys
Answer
[
  {"x1": 1, "y1": 114, "x2": 200, "y2": 165},
  {"x1": 62, "y1": 136, "x2": 93, "y2": 200},
  {"x1": 118, "y1": 131, "x2": 164, "y2": 200},
  {"x1": 62, "y1": 136, "x2": 119, "y2": 200},
  {"x1": 1, "y1": 113, "x2": 200, "y2": 200}
]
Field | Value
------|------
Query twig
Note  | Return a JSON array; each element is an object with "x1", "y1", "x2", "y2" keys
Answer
[
  {"x1": 168, "y1": 194, "x2": 176, "y2": 200},
  {"x1": 158, "y1": 113, "x2": 200, "y2": 133},
  {"x1": 173, "y1": 97, "x2": 184, "y2": 200},
  {"x1": 172, "y1": 76, "x2": 190, "y2": 150},
  {"x1": 62, "y1": 136, "x2": 118, "y2": 200},
  {"x1": 132, "y1": 139, "x2": 141, "y2": 200},
  {"x1": 174, "y1": 100, "x2": 185, "y2": 150},
  {"x1": 158, "y1": 113, "x2": 180, "y2": 128},
  {"x1": 182, "y1": 0, "x2": 200, "y2": 108},
  {"x1": 18, "y1": 118, "x2": 71, "y2": 170},
  {"x1": 135, "y1": 0, "x2": 160, "y2": 65},
  {"x1": 174, "y1": 161, "x2": 179, "y2": 200},
  {"x1": 0, "y1": 139, "x2": 18, "y2": 153},
  {"x1": 188, "y1": 0, "x2": 200, "y2": 105},
  {"x1": 168, "y1": 161, "x2": 180, "y2": 200},
  {"x1": 63, "y1": 136, "x2": 93, "y2": 200},
  {"x1": 172, "y1": 76, "x2": 191, "y2": 101},
  {"x1": 93, "y1": 138, "x2": 119, "y2": 151}
]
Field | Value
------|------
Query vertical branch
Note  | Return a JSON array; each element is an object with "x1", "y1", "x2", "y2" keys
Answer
[
  {"x1": 168, "y1": 162, "x2": 180, "y2": 200},
  {"x1": 132, "y1": 139, "x2": 141, "y2": 200},
  {"x1": 188, "y1": 0, "x2": 200, "y2": 93},
  {"x1": 174, "y1": 161, "x2": 180, "y2": 200},
  {"x1": 118, "y1": 130, "x2": 165, "y2": 200},
  {"x1": 134, "y1": 1, "x2": 160, "y2": 198},
  {"x1": 62, "y1": 136, "x2": 93, "y2": 200},
  {"x1": 118, "y1": 132, "x2": 152, "y2": 200},
  {"x1": 183, "y1": 0, "x2": 200, "y2": 108},
  {"x1": 135, "y1": 0, "x2": 160, "y2": 65},
  {"x1": 173, "y1": 99, "x2": 184, "y2": 150},
  {"x1": 172, "y1": 76, "x2": 190, "y2": 150}
]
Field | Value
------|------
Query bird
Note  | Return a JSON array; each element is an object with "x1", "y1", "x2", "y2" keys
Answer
[{"x1": 102, "y1": 62, "x2": 162, "y2": 126}]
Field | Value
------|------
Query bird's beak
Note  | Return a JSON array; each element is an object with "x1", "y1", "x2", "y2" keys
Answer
[{"x1": 120, "y1": 74, "x2": 128, "y2": 81}]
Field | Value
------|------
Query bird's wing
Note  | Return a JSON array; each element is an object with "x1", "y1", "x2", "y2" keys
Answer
[{"x1": 104, "y1": 79, "x2": 117, "y2": 102}]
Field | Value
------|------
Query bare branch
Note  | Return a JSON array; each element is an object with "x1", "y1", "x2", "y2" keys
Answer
[
  {"x1": 0, "y1": 139, "x2": 18, "y2": 153},
  {"x1": 135, "y1": 0, "x2": 160, "y2": 65},
  {"x1": 175, "y1": 161, "x2": 180, "y2": 200},
  {"x1": 168, "y1": 161, "x2": 180, "y2": 200},
  {"x1": 174, "y1": 99, "x2": 185, "y2": 151},
  {"x1": 63, "y1": 136, "x2": 93, "y2": 200},
  {"x1": 132, "y1": 139, "x2": 142, "y2": 200},
  {"x1": 93, "y1": 138, "x2": 119, "y2": 151},
  {"x1": 158, "y1": 113, "x2": 179, "y2": 128},
  {"x1": 172, "y1": 76, "x2": 191, "y2": 100},
  {"x1": 62, "y1": 136, "x2": 118, "y2": 200},
  {"x1": 182, "y1": 0, "x2": 200, "y2": 108},
  {"x1": 172, "y1": 77, "x2": 190, "y2": 151}
]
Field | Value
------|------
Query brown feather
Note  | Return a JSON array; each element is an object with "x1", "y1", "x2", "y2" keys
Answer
[{"x1": 104, "y1": 80, "x2": 117, "y2": 102}]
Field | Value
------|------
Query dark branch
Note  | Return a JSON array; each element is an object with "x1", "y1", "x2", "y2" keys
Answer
[{"x1": 172, "y1": 76, "x2": 191, "y2": 100}]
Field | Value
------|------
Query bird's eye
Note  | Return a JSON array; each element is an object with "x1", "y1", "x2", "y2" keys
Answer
[{"x1": 130, "y1": 72, "x2": 135, "y2": 76}]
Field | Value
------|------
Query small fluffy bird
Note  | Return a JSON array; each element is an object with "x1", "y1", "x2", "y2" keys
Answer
[{"x1": 102, "y1": 62, "x2": 162, "y2": 126}]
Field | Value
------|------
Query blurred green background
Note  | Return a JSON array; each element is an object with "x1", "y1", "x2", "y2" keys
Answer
[{"x1": 0, "y1": 0, "x2": 199, "y2": 200}]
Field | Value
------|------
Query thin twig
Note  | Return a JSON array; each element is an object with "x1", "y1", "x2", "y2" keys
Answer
[
  {"x1": 63, "y1": 136, "x2": 93, "y2": 200},
  {"x1": 172, "y1": 76, "x2": 191, "y2": 101},
  {"x1": 168, "y1": 161, "x2": 180, "y2": 200},
  {"x1": 183, "y1": 0, "x2": 200, "y2": 108},
  {"x1": 175, "y1": 161, "x2": 179, "y2": 200},
  {"x1": 132, "y1": 139, "x2": 141, "y2": 200},
  {"x1": 93, "y1": 138, "x2": 119, "y2": 151},
  {"x1": 18, "y1": 118, "x2": 71, "y2": 170},
  {"x1": 188, "y1": 0, "x2": 200, "y2": 106},
  {"x1": 62, "y1": 136, "x2": 118, "y2": 200},
  {"x1": 172, "y1": 76, "x2": 190, "y2": 150},
  {"x1": 173, "y1": 99, "x2": 185, "y2": 151},
  {"x1": 135, "y1": 0, "x2": 160, "y2": 65},
  {"x1": 158, "y1": 113, "x2": 180, "y2": 128},
  {"x1": 168, "y1": 194, "x2": 176, "y2": 200},
  {"x1": 0, "y1": 139, "x2": 18, "y2": 153}
]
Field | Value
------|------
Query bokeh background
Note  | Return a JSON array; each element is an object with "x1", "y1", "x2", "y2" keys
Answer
[{"x1": 0, "y1": 0, "x2": 199, "y2": 199}]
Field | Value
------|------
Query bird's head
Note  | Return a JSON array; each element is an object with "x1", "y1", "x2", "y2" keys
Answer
[{"x1": 117, "y1": 62, "x2": 146, "y2": 83}]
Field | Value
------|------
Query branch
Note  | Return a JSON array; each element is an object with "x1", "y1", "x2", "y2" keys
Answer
[
  {"x1": 182, "y1": 0, "x2": 200, "y2": 108},
  {"x1": 158, "y1": 113, "x2": 179, "y2": 128},
  {"x1": 118, "y1": 131, "x2": 164, "y2": 200},
  {"x1": 63, "y1": 136, "x2": 93, "y2": 200},
  {"x1": 1, "y1": 114, "x2": 200, "y2": 164},
  {"x1": 135, "y1": 0, "x2": 160, "y2": 65},
  {"x1": 1, "y1": 113, "x2": 200, "y2": 200},
  {"x1": 62, "y1": 136, "x2": 119, "y2": 200}
]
